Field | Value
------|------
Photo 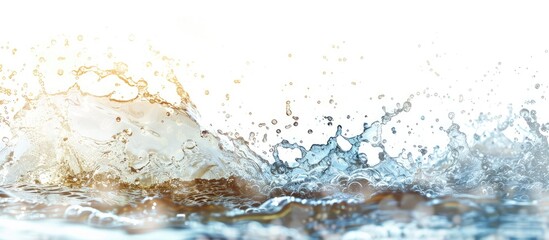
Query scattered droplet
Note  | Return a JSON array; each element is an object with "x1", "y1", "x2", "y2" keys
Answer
[
  {"x1": 520, "y1": 108, "x2": 530, "y2": 118},
  {"x1": 285, "y1": 100, "x2": 292, "y2": 116},
  {"x1": 402, "y1": 101, "x2": 412, "y2": 112}
]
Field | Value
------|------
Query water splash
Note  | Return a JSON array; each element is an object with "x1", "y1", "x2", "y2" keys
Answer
[
  {"x1": 271, "y1": 103, "x2": 549, "y2": 200},
  {"x1": 1, "y1": 38, "x2": 548, "y2": 201},
  {"x1": 0, "y1": 39, "x2": 269, "y2": 187},
  {"x1": 1, "y1": 35, "x2": 549, "y2": 239}
]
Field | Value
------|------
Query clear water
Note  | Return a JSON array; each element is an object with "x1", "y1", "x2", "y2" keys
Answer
[{"x1": 0, "y1": 36, "x2": 548, "y2": 239}]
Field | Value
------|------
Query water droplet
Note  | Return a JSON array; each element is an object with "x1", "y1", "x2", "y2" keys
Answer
[
  {"x1": 115, "y1": 117, "x2": 121, "y2": 122},
  {"x1": 271, "y1": 119, "x2": 278, "y2": 125},
  {"x1": 285, "y1": 101, "x2": 292, "y2": 116},
  {"x1": 249, "y1": 132, "x2": 256, "y2": 141},
  {"x1": 448, "y1": 112, "x2": 455, "y2": 120},
  {"x1": 402, "y1": 101, "x2": 412, "y2": 112},
  {"x1": 123, "y1": 129, "x2": 133, "y2": 136},
  {"x1": 1, "y1": 137, "x2": 8, "y2": 143},
  {"x1": 520, "y1": 108, "x2": 530, "y2": 118}
]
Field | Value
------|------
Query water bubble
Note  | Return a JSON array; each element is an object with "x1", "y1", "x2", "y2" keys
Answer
[
  {"x1": 271, "y1": 119, "x2": 278, "y2": 125},
  {"x1": 184, "y1": 140, "x2": 196, "y2": 149},
  {"x1": 535, "y1": 83, "x2": 541, "y2": 89},
  {"x1": 448, "y1": 112, "x2": 455, "y2": 120}
]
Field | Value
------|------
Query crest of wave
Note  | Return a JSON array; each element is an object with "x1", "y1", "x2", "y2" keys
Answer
[{"x1": 0, "y1": 63, "x2": 270, "y2": 187}]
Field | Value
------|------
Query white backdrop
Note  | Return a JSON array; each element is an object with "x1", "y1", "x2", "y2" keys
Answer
[{"x1": 2, "y1": 1, "x2": 549, "y2": 161}]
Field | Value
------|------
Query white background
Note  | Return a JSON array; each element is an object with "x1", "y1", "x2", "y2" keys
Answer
[{"x1": 2, "y1": 1, "x2": 549, "y2": 161}]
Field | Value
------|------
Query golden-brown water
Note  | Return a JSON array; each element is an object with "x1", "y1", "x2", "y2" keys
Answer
[{"x1": 1, "y1": 179, "x2": 547, "y2": 239}]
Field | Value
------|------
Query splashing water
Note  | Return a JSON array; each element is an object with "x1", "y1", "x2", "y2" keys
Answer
[
  {"x1": 271, "y1": 105, "x2": 548, "y2": 200},
  {"x1": 0, "y1": 36, "x2": 548, "y2": 239}
]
